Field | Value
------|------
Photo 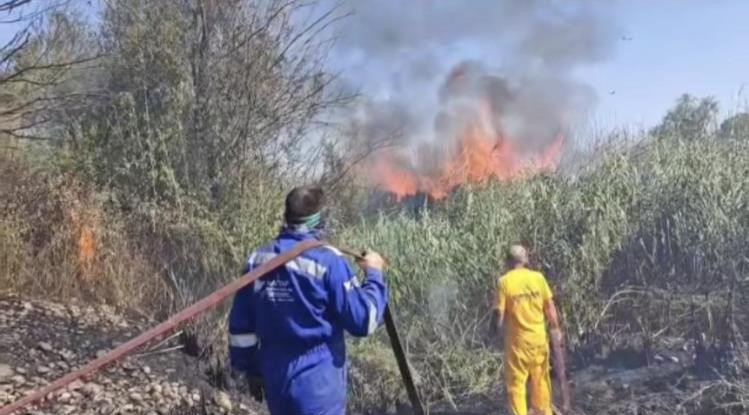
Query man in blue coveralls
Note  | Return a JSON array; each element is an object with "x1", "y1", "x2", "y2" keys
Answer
[{"x1": 228, "y1": 185, "x2": 388, "y2": 415}]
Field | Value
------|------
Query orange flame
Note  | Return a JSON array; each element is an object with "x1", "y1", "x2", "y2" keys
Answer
[{"x1": 370, "y1": 100, "x2": 565, "y2": 200}]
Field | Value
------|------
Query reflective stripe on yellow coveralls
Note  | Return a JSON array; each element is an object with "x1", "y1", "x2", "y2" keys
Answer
[{"x1": 497, "y1": 268, "x2": 553, "y2": 415}]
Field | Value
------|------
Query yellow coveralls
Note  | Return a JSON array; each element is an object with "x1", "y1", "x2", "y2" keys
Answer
[{"x1": 496, "y1": 268, "x2": 553, "y2": 415}]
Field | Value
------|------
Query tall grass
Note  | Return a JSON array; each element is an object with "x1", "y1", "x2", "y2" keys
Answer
[{"x1": 337, "y1": 136, "x2": 749, "y2": 411}]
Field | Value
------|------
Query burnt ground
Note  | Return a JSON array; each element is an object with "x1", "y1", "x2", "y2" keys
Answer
[
  {"x1": 0, "y1": 293, "x2": 740, "y2": 415},
  {"x1": 422, "y1": 338, "x2": 737, "y2": 415}
]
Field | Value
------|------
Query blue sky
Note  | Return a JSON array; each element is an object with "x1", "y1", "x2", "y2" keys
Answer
[
  {"x1": 579, "y1": 0, "x2": 749, "y2": 129},
  {"x1": 2, "y1": 1, "x2": 748, "y2": 131}
]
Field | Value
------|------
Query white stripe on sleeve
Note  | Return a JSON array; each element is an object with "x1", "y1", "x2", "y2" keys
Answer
[
  {"x1": 286, "y1": 256, "x2": 327, "y2": 279},
  {"x1": 229, "y1": 333, "x2": 258, "y2": 348},
  {"x1": 343, "y1": 277, "x2": 361, "y2": 292},
  {"x1": 366, "y1": 299, "x2": 378, "y2": 335}
]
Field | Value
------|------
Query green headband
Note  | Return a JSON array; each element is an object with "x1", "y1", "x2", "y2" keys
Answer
[{"x1": 299, "y1": 211, "x2": 322, "y2": 228}]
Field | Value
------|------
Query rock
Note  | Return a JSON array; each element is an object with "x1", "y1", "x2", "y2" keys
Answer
[
  {"x1": 95, "y1": 349, "x2": 108, "y2": 359},
  {"x1": 68, "y1": 305, "x2": 81, "y2": 317},
  {"x1": 11, "y1": 375, "x2": 26, "y2": 385},
  {"x1": 14, "y1": 367, "x2": 26, "y2": 375},
  {"x1": 38, "y1": 342, "x2": 53, "y2": 352},
  {"x1": 214, "y1": 391, "x2": 233, "y2": 412},
  {"x1": 129, "y1": 392, "x2": 144, "y2": 402},
  {"x1": 81, "y1": 382, "x2": 102, "y2": 397},
  {"x1": 121, "y1": 362, "x2": 136, "y2": 372},
  {"x1": 0, "y1": 364, "x2": 14, "y2": 381},
  {"x1": 49, "y1": 305, "x2": 66, "y2": 318},
  {"x1": 142, "y1": 366, "x2": 151, "y2": 375},
  {"x1": 148, "y1": 383, "x2": 163, "y2": 395},
  {"x1": 36, "y1": 365, "x2": 50, "y2": 374},
  {"x1": 58, "y1": 350, "x2": 76, "y2": 362},
  {"x1": 67, "y1": 380, "x2": 84, "y2": 391}
]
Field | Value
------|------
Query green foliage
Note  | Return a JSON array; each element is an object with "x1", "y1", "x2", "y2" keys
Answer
[
  {"x1": 335, "y1": 136, "x2": 749, "y2": 409},
  {"x1": 3, "y1": 0, "x2": 345, "y2": 366},
  {"x1": 68, "y1": 0, "x2": 340, "y2": 206},
  {"x1": 651, "y1": 94, "x2": 719, "y2": 141},
  {"x1": 720, "y1": 112, "x2": 749, "y2": 141},
  {"x1": 53, "y1": 0, "x2": 343, "y2": 312}
]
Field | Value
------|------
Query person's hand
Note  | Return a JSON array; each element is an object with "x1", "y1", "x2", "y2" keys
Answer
[
  {"x1": 248, "y1": 376, "x2": 264, "y2": 403},
  {"x1": 357, "y1": 250, "x2": 385, "y2": 271}
]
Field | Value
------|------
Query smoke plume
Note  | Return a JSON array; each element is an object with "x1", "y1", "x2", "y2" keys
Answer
[{"x1": 330, "y1": 0, "x2": 619, "y2": 197}]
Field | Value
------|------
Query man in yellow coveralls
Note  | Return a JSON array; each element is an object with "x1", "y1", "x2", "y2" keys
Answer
[{"x1": 491, "y1": 245, "x2": 564, "y2": 415}]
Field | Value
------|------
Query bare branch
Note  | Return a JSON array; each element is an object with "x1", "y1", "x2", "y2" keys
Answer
[
  {"x1": 0, "y1": 53, "x2": 99, "y2": 83},
  {"x1": 0, "y1": 0, "x2": 33, "y2": 13},
  {"x1": 0, "y1": 0, "x2": 71, "y2": 24},
  {"x1": 0, "y1": 28, "x2": 30, "y2": 67},
  {"x1": 0, "y1": 127, "x2": 50, "y2": 140}
]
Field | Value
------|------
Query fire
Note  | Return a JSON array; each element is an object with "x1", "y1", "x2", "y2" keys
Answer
[
  {"x1": 372, "y1": 151, "x2": 419, "y2": 198},
  {"x1": 370, "y1": 101, "x2": 565, "y2": 200}
]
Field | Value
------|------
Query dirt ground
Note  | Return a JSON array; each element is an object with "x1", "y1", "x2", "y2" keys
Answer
[{"x1": 0, "y1": 294, "x2": 264, "y2": 415}]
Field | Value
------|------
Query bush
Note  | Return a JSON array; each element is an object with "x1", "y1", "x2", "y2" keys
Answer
[{"x1": 0, "y1": 153, "x2": 169, "y2": 311}]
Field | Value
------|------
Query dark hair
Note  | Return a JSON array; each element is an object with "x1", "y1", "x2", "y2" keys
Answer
[{"x1": 284, "y1": 186, "x2": 325, "y2": 224}]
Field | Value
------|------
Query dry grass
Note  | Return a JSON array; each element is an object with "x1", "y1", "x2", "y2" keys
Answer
[{"x1": 0, "y1": 153, "x2": 171, "y2": 314}]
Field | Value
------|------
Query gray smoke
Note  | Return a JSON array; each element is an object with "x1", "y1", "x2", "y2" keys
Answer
[{"x1": 330, "y1": 0, "x2": 619, "y2": 176}]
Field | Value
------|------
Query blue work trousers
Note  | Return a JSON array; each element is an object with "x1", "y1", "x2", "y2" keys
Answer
[{"x1": 263, "y1": 345, "x2": 348, "y2": 415}]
